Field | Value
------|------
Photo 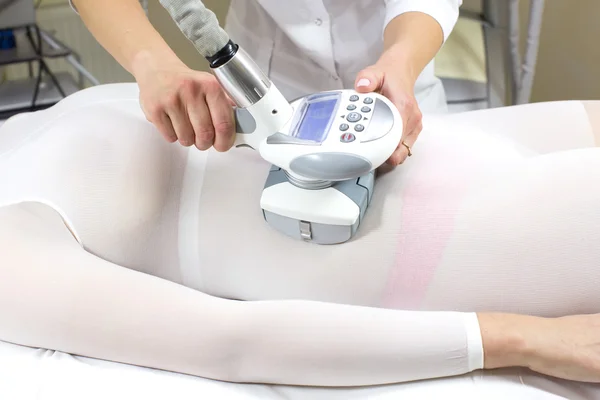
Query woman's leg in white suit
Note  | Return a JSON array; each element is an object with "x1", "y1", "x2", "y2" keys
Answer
[
  {"x1": 381, "y1": 100, "x2": 600, "y2": 311},
  {"x1": 419, "y1": 145, "x2": 600, "y2": 316},
  {"x1": 426, "y1": 102, "x2": 600, "y2": 316},
  {"x1": 441, "y1": 100, "x2": 599, "y2": 154},
  {"x1": 0, "y1": 202, "x2": 482, "y2": 387}
]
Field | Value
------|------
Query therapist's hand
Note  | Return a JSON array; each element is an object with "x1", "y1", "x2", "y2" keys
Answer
[
  {"x1": 133, "y1": 54, "x2": 236, "y2": 151},
  {"x1": 354, "y1": 49, "x2": 422, "y2": 166}
]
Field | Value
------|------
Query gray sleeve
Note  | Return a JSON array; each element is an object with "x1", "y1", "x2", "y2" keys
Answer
[
  {"x1": 69, "y1": 0, "x2": 228, "y2": 58},
  {"x1": 158, "y1": 0, "x2": 230, "y2": 58}
]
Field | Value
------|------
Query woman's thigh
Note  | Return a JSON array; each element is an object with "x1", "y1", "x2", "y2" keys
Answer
[
  {"x1": 440, "y1": 100, "x2": 599, "y2": 155},
  {"x1": 381, "y1": 101, "x2": 600, "y2": 314},
  {"x1": 415, "y1": 147, "x2": 600, "y2": 316}
]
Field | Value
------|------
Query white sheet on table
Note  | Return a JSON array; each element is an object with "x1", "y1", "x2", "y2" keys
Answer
[{"x1": 0, "y1": 340, "x2": 569, "y2": 400}]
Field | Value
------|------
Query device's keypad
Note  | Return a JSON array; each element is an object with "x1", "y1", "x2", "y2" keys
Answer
[
  {"x1": 346, "y1": 112, "x2": 362, "y2": 123},
  {"x1": 340, "y1": 132, "x2": 356, "y2": 142},
  {"x1": 339, "y1": 94, "x2": 375, "y2": 142}
]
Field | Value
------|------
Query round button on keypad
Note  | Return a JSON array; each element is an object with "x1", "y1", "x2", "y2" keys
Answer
[
  {"x1": 347, "y1": 104, "x2": 356, "y2": 111},
  {"x1": 346, "y1": 112, "x2": 362, "y2": 123},
  {"x1": 361, "y1": 106, "x2": 371, "y2": 113},
  {"x1": 354, "y1": 124, "x2": 365, "y2": 132},
  {"x1": 349, "y1": 95, "x2": 359, "y2": 102},
  {"x1": 339, "y1": 123, "x2": 349, "y2": 131},
  {"x1": 340, "y1": 132, "x2": 356, "y2": 142},
  {"x1": 363, "y1": 97, "x2": 373, "y2": 104}
]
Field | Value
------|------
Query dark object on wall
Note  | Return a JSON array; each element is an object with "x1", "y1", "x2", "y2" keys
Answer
[{"x1": 0, "y1": 28, "x2": 16, "y2": 49}]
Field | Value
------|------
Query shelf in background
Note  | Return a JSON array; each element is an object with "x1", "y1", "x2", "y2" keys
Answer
[
  {"x1": 0, "y1": 71, "x2": 78, "y2": 119},
  {"x1": 0, "y1": 28, "x2": 71, "y2": 66}
]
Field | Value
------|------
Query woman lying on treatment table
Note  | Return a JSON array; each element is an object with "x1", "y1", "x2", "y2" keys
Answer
[{"x1": 1, "y1": 83, "x2": 600, "y2": 389}]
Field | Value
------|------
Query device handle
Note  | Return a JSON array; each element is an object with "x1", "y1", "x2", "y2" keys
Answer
[
  {"x1": 230, "y1": 84, "x2": 294, "y2": 151},
  {"x1": 232, "y1": 107, "x2": 259, "y2": 149}
]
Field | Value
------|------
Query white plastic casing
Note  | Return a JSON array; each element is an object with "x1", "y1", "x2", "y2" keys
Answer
[
  {"x1": 233, "y1": 87, "x2": 401, "y2": 231},
  {"x1": 261, "y1": 181, "x2": 361, "y2": 226},
  {"x1": 232, "y1": 86, "x2": 293, "y2": 150},
  {"x1": 259, "y1": 89, "x2": 402, "y2": 178}
]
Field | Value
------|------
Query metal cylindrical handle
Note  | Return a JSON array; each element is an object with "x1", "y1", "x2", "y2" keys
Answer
[{"x1": 212, "y1": 47, "x2": 272, "y2": 109}]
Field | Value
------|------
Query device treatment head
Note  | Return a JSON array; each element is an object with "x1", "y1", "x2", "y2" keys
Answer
[
  {"x1": 157, "y1": 0, "x2": 404, "y2": 245},
  {"x1": 283, "y1": 170, "x2": 334, "y2": 190}
]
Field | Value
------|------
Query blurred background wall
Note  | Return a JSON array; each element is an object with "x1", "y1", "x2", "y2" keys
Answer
[
  {"x1": 458, "y1": 0, "x2": 600, "y2": 102},
  {"x1": 2, "y1": 0, "x2": 600, "y2": 107},
  {"x1": 147, "y1": 0, "x2": 600, "y2": 103}
]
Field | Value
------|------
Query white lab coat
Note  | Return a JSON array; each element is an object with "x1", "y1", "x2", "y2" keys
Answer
[{"x1": 224, "y1": 0, "x2": 462, "y2": 114}]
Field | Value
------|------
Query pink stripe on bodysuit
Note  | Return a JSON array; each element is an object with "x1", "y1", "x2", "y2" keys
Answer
[{"x1": 382, "y1": 142, "x2": 485, "y2": 310}]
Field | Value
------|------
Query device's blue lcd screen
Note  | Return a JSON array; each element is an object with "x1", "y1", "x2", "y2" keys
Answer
[{"x1": 295, "y1": 98, "x2": 338, "y2": 142}]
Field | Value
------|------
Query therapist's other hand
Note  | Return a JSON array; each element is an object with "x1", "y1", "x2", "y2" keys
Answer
[
  {"x1": 133, "y1": 55, "x2": 235, "y2": 151},
  {"x1": 354, "y1": 51, "x2": 422, "y2": 166}
]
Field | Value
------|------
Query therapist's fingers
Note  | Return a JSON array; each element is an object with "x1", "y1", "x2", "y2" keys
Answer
[
  {"x1": 387, "y1": 119, "x2": 421, "y2": 166},
  {"x1": 386, "y1": 88, "x2": 423, "y2": 166},
  {"x1": 387, "y1": 140, "x2": 409, "y2": 166},
  {"x1": 137, "y1": 63, "x2": 238, "y2": 152},
  {"x1": 385, "y1": 96, "x2": 422, "y2": 166},
  {"x1": 153, "y1": 112, "x2": 178, "y2": 143},
  {"x1": 354, "y1": 63, "x2": 424, "y2": 166},
  {"x1": 187, "y1": 97, "x2": 215, "y2": 151},
  {"x1": 224, "y1": 92, "x2": 237, "y2": 107},
  {"x1": 204, "y1": 82, "x2": 236, "y2": 152},
  {"x1": 177, "y1": 78, "x2": 216, "y2": 151},
  {"x1": 139, "y1": 97, "x2": 178, "y2": 143},
  {"x1": 354, "y1": 66, "x2": 385, "y2": 93},
  {"x1": 165, "y1": 94, "x2": 196, "y2": 147},
  {"x1": 387, "y1": 112, "x2": 422, "y2": 166},
  {"x1": 399, "y1": 102, "x2": 422, "y2": 144}
]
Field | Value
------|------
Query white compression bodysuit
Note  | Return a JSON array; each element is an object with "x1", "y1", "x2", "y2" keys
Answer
[{"x1": 1, "y1": 84, "x2": 600, "y2": 395}]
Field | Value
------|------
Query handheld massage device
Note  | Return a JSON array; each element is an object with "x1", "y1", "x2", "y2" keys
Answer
[{"x1": 160, "y1": 0, "x2": 403, "y2": 244}]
